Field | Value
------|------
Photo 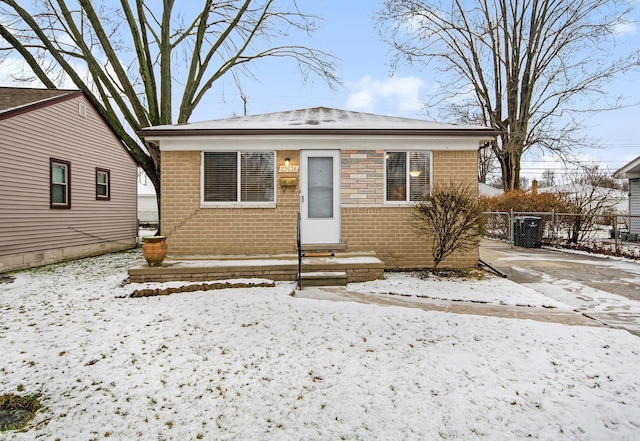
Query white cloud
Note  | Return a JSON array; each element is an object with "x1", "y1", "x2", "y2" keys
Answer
[
  {"x1": 614, "y1": 20, "x2": 637, "y2": 35},
  {"x1": 0, "y1": 57, "x2": 45, "y2": 87},
  {"x1": 345, "y1": 76, "x2": 424, "y2": 114},
  {"x1": 0, "y1": 55, "x2": 101, "y2": 90}
]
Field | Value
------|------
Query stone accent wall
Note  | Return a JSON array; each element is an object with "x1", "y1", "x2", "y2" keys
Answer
[
  {"x1": 160, "y1": 148, "x2": 479, "y2": 269},
  {"x1": 341, "y1": 150, "x2": 384, "y2": 207}
]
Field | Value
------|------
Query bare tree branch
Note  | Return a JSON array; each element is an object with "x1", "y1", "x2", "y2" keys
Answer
[
  {"x1": 378, "y1": 0, "x2": 640, "y2": 191},
  {"x1": 0, "y1": 0, "x2": 339, "y2": 226}
]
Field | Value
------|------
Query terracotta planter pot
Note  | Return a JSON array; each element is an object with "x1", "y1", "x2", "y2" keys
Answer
[{"x1": 142, "y1": 236, "x2": 167, "y2": 267}]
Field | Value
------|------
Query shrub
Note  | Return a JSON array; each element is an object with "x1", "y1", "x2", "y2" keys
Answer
[
  {"x1": 481, "y1": 190, "x2": 569, "y2": 213},
  {"x1": 414, "y1": 181, "x2": 486, "y2": 273}
]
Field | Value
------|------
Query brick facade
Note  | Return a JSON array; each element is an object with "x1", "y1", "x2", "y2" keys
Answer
[{"x1": 161, "y1": 149, "x2": 479, "y2": 269}]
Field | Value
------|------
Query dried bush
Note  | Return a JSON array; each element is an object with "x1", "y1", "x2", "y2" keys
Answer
[
  {"x1": 481, "y1": 190, "x2": 569, "y2": 213},
  {"x1": 414, "y1": 182, "x2": 486, "y2": 273}
]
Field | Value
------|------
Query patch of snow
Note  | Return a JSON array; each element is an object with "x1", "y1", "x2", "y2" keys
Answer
[
  {"x1": 508, "y1": 265, "x2": 640, "y2": 312},
  {"x1": 1, "y1": 250, "x2": 639, "y2": 440},
  {"x1": 349, "y1": 272, "x2": 567, "y2": 309}
]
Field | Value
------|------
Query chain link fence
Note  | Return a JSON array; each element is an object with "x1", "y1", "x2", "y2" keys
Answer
[{"x1": 484, "y1": 211, "x2": 640, "y2": 251}]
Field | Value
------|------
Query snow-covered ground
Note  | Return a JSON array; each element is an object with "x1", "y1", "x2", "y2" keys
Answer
[
  {"x1": 1, "y1": 250, "x2": 640, "y2": 440},
  {"x1": 347, "y1": 271, "x2": 568, "y2": 309}
]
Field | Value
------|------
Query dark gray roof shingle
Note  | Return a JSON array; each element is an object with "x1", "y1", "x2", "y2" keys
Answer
[{"x1": 0, "y1": 87, "x2": 80, "y2": 115}]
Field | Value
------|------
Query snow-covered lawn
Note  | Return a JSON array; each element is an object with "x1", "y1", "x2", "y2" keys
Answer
[{"x1": 1, "y1": 250, "x2": 640, "y2": 440}]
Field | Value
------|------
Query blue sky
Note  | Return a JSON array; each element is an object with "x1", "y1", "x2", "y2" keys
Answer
[
  {"x1": 2, "y1": 0, "x2": 639, "y2": 182},
  {"x1": 190, "y1": 0, "x2": 419, "y2": 120},
  {"x1": 190, "y1": 0, "x2": 640, "y2": 182}
]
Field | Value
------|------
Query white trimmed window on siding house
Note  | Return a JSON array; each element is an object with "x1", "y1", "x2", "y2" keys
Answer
[
  {"x1": 385, "y1": 151, "x2": 431, "y2": 202},
  {"x1": 50, "y1": 158, "x2": 71, "y2": 209},
  {"x1": 96, "y1": 168, "x2": 110, "y2": 200},
  {"x1": 202, "y1": 151, "x2": 275, "y2": 205}
]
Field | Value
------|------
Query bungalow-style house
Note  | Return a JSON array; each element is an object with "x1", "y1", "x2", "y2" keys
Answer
[
  {"x1": 614, "y1": 156, "x2": 640, "y2": 235},
  {"x1": 0, "y1": 87, "x2": 138, "y2": 272},
  {"x1": 136, "y1": 107, "x2": 495, "y2": 282}
]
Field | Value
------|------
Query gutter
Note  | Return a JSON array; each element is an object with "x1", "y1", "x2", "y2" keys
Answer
[{"x1": 138, "y1": 127, "x2": 501, "y2": 139}]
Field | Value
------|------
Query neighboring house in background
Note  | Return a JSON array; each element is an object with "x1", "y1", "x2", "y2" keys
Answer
[
  {"x1": 538, "y1": 183, "x2": 628, "y2": 215},
  {"x1": 136, "y1": 169, "x2": 159, "y2": 227},
  {"x1": 615, "y1": 156, "x2": 640, "y2": 235},
  {"x1": 0, "y1": 87, "x2": 138, "y2": 272},
  {"x1": 138, "y1": 193, "x2": 159, "y2": 227},
  {"x1": 479, "y1": 182, "x2": 503, "y2": 197},
  {"x1": 139, "y1": 107, "x2": 496, "y2": 270}
]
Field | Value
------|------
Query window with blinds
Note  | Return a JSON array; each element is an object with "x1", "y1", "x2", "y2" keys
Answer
[
  {"x1": 385, "y1": 151, "x2": 431, "y2": 202},
  {"x1": 203, "y1": 151, "x2": 275, "y2": 203}
]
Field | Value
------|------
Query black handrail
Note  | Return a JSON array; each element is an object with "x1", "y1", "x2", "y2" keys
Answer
[{"x1": 296, "y1": 212, "x2": 302, "y2": 289}]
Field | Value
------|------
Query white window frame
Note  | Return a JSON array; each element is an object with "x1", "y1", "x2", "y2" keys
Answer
[
  {"x1": 96, "y1": 168, "x2": 110, "y2": 200},
  {"x1": 50, "y1": 158, "x2": 71, "y2": 209},
  {"x1": 201, "y1": 151, "x2": 277, "y2": 208},
  {"x1": 384, "y1": 150, "x2": 432, "y2": 205}
]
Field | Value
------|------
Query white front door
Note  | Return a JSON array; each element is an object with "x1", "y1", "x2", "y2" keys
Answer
[{"x1": 300, "y1": 150, "x2": 341, "y2": 244}]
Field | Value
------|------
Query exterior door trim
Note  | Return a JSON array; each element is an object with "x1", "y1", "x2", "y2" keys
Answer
[{"x1": 300, "y1": 150, "x2": 341, "y2": 244}]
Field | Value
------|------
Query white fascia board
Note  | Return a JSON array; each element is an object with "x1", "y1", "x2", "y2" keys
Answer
[
  {"x1": 614, "y1": 155, "x2": 640, "y2": 179},
  {"x1": 157, "y1": 135, "x2": 486, "y2": 152},
  {"x1": 620, "y1": 172, "x2": 640, "y2": 179}
]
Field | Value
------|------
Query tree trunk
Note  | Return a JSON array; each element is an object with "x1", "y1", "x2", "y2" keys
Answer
[{"x1": 495, "y1": 137, "x2": 522, "y2": 192}]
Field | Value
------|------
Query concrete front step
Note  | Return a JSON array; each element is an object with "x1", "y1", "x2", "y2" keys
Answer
[
  {"x1": 300, "y1": 243, "x2": 347, "y2": 252},
  {"x1": 128, "y1": 251, "x2": 384, "y2": 284},
  {"x1": 299, "y1": 271, "x2": 347, "y2": 288}
]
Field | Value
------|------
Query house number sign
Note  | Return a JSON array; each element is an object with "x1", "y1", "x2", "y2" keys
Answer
[{"x1": 278, "y1": 165, "x2": 299, "y2": 173}]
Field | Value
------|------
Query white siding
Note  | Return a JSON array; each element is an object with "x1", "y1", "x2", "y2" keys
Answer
[
  {"x1": 138, "y1": 194, "x2": 159, "y2": 224},
  {"x1": 0, "y1": 95, "x2": 137, "y2": 272}
]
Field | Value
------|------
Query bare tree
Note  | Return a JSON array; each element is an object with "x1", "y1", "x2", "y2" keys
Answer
[
  {"x1": 377, "y1": 0, "x2": 640, "y2": 191},
  {"x1": 413, "y1": 181, "x2": 486, "y2": 273},
  {"x1": 478, "y1": 145, "x2": 498, "y2": 184},
  {"x1": 540, "y1": 169, "x2": 556, "y2": 188},
  {"x1": 0, "y1": 0, "x2": 338, "y2": 221},
  {"x1": 440, "y1": 102, "x2": 498, "y2": 184},
  {"x1": 557, "y1": 165, "x2": 623, "y2": 243}
]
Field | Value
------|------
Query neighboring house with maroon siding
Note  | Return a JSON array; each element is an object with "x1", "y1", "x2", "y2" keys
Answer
[{"x1": 0, "y1": 87, "x2": 138, "y2": 272}]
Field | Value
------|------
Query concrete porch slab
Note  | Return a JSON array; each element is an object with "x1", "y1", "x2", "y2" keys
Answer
[{"x1": 128, "y1": 252, "x2": 384, "y2": 284}]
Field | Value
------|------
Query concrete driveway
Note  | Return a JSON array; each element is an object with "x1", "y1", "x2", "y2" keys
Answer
[{"x1": 480, "y1": 240, "x2": 640, "y2": 336}]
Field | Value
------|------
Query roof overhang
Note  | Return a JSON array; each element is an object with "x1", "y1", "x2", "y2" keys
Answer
[
  {"x1": 138, "y1": 127, "x2": 499, "y2": 145},
  {"x1": 137, "y1": 107, "x2": 499, "y2": 147},
  {"x1": 0, "y1": 89, "x2": 82, "y2": 121},
  {"x1": 143, "y1": 133, "x2": 495, "y2": 152},
  {"x1": 614, "y1": 155, "x2": 640, "y2": 179}
]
